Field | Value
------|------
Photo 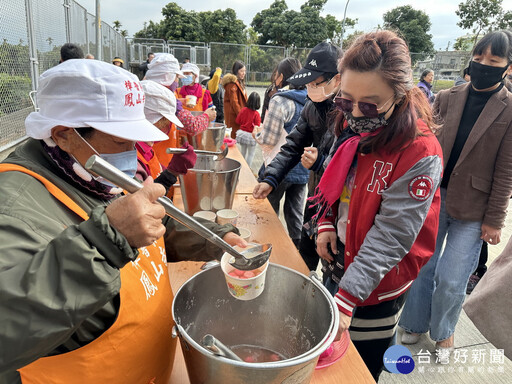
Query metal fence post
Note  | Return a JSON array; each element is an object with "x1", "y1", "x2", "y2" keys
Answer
[
  {"x1": 24, "y1": 0, "x2": 39, "y2": 109},
  {"x1": 85, "y1": 10, "x2": 89, "y2": 54},
  {"x1": 95, "y1": 0, "x2": 101, "y2": 60},
  {"x1": 63, "y1": 0, "x2": 71, "y2": 43}
]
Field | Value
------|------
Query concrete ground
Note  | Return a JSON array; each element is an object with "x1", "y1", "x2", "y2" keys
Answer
[{"x1": 246, "y1": 86, "x2": 512, "y2": 383}]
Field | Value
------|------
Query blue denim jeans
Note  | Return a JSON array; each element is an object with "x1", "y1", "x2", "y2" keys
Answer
[{"x1": 399, "y1": 188, "x2": 482, "y2": 341}]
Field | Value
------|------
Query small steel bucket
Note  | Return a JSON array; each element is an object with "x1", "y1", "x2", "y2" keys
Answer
[
  {"x1": 178, "y1": 155, "x2": 241, "y2": 214},
  {"x1": 186, "y1": 121, "x2": 226, "y2": 152}
]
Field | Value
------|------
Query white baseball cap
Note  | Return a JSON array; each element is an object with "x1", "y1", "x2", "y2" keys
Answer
[
  {"x1": 146, "y1": 53, "x2": 184, "y2": 86},
  {"x1": 181, "y1": 63, "x2": 200, "y2": 83},
  {"x1": 141, "y1": 80, "x2": 183, "y2": 128},
  {"x1": 25, "y1": 59, "x2": 168, "y2": 142}
]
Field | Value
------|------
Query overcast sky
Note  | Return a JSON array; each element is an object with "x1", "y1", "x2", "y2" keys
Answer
[{"x1": 78, "y1": 0, "x2": 512, "y2": 50}]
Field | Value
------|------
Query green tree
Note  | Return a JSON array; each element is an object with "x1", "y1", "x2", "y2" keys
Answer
[
  {"x1": 134, "y1": 3, "x2": 246, "y2": 43},
  {"x1": 383, "y1": 5, "x2": 435, "y2": 62},
  {"x1": 453, "y1": 35, "x2": 475, "y2": 51},
  {"x1": 456, "y1": 0, "x2": 512, "y2": 46},
  {"x1": 199, "y1": 9, "x2": 246, "y2": 44},
  {"x1": 251, "y1": 0, "x2": 289, "y2": 46},
  {"x1": 251, "y1": 0, "x2": 347, "y2": 48},
  {"x1": 342, "y1": 30, "x2": 364, "y2": 50}
]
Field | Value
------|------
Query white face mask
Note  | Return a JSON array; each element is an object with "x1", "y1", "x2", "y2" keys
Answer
[
  {"x1": 306, "y1": 77, "x2": 337, "y2": 102},
  {"x1": 73, "y1": 128, "x2": 137, "y2": 187}
]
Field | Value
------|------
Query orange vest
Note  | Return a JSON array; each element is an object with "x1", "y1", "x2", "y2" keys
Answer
[
  {"x1": 137, "y1": 148, "x2": 163, "y2": 179},
  {"x1": 177, "y1": 87, "x2": 207, "y2": 112},
  {"x1": 0, "y1": 164, "x2": 176, "y2": 384},
  {"x1": 153, "y1": 122, "x2": 178, "y2": 168}
]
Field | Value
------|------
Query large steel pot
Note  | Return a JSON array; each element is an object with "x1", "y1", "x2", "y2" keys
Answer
[
  {"x1": 172, "y1": 264, "x2": 339, "y2": 384},
  {"x1": 178, "y1": 155, "x2": 240, "y2": 214}
]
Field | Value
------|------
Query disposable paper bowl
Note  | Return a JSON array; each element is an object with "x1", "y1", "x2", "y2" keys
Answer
[
  {"x1": 220, "y1": 251, "x2": 269, "y2": 301},
  {"x1": 193, "y1": 210, "x2": 217, "y2": 222},
  {"x1": 216, "y1": 209, "x2": 238, "y2": 225}
]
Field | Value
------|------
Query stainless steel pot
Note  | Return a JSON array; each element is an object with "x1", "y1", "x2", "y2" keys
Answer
[
  {"x1": 186, "y1": 122, "x2": 226, "y2": 152},
  {"x1": 172, "y1": 264, "x2": 339, "y2": 384},
  {"x1": 178, "y1": 155, "x2": 241, "y2": 214}
]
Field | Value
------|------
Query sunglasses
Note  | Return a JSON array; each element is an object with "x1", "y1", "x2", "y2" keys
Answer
[{"x1": 334, "y1": 95, "x2": 394, "y2": 118}]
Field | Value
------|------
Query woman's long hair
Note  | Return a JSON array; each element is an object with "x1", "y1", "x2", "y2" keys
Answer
[
  {"x1": 336, "y1": 30, "x2": 436, "y2": 154},
  {"x1": 276, "y1": 57, "x2": 303, "y2": 90},
  {"x1": 232, "y1": 60, "x2": 246, "y2": 89}
]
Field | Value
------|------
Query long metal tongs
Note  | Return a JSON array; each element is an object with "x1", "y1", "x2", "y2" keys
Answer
[{"x1": 85, "y1": 155, "x2": 271, "y2": 270}]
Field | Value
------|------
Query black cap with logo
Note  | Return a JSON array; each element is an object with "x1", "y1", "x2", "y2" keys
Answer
[{"x1": 287, "y1": 42, "x2": 341, "y2": 86}]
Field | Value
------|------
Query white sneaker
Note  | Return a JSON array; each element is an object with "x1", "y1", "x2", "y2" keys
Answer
[{"x1": 401, "y1": 332, "x2": 421, "y2": 344}]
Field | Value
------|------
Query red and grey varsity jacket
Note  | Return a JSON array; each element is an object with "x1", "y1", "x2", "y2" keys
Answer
[{"x1": 318, "y1": 120, "x2": 443, "y2": 316}]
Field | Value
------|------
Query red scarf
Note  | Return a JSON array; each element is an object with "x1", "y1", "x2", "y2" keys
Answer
[
  {"x1": 309, "y1": 129, "x2": 380, "y2": 220},
  {"x1": 178, "y1": 83, "x2": 203, "y2": 99}
]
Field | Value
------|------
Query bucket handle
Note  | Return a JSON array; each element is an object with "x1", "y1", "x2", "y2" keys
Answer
[{"x1": 308, "y1": 272, "x2": 340, "y2": 343}]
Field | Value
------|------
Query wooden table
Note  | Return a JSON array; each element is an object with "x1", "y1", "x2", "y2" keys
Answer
[{"x1": 168, "y1": 147, "x2": 375, "y2": 384}]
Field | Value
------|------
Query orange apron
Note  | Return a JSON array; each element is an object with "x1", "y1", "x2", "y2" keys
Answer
[
  {"x1": 153, "y1": 122, "x2": 178, "y2": 168},
  {"x1": 177, "y1": 87, "x2": 207, "y2": 112},
  {"x1": 137, "y1": 148, "x2": 163, "y2": 179},
  {"x1": 0, "y1": 164, "x2": 176, "y2": 384}
]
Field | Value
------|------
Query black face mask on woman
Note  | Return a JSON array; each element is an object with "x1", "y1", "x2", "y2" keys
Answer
[{"x1": 469, "y1": 60, "x2": 509, "y2": 90}]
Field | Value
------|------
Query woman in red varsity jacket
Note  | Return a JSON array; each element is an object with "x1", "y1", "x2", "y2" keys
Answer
[{"x1": 311, "y1": 31, "x2": 443, "y2": 381}]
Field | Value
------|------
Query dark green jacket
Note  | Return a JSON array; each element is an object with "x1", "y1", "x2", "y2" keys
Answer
[{"x1": 0, "y1": 139, "x2": 237, "y2": 380}]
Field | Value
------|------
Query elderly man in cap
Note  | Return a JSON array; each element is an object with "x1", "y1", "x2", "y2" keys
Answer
[
  {"x1": 0, "y1": 59, "x2": 244, "y2": 383},
  {"x1": 177, "y1": 62, "x2": 213, "y2": 112},
  {"x1": 253, "y1": 41, "x2": 342, "y2": 271}
]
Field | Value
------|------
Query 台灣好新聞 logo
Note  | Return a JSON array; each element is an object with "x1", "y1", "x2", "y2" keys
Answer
[{"x1": 383, "y1": 345, "x2": 415, "y2": 374}]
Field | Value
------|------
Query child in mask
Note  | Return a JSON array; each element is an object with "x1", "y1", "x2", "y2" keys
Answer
[
  {"x1": 312, "y1": 30, "x2": 443, "y2": 380},
  {"x1": 235, "y1": 92, "x2": 261, "y2": 166},
  {"x1": 400, "y1": 30, "x2": 512, "y2": 359},
  {"x1": 177, "y1": 63, "x2": 213, "y2": 112}
]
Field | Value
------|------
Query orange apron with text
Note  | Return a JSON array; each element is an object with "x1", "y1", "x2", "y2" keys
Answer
[{"x1": 0, "y1": 164, "x2": 176, "y2": 384}]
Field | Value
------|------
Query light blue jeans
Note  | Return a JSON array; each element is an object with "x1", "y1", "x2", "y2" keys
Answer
[{"x1": 399, "y1": 188, "x2": 482, "y2": 341}]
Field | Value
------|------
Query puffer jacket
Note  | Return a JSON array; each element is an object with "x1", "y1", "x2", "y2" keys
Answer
[
  {"x1": 261, "y1": 98, "x2": 336, "y2": 193},
  {"x1": 0, "y1": 139, "x2": 237, "y2": 379},
  {"x1": 222, "y1": 73, "x2": 247, "y2": 138}
]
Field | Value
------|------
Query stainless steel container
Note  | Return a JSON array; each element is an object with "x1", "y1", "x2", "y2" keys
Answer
[
  {"x1": 172, "y1": 264, "x2": 339, "y2": 384},
  {"x1": 186, "y1": 122, "x2": 226, "y2": 152},
  {"x1": 178, "y1": 155, "x2": 241, "y2": 214}
]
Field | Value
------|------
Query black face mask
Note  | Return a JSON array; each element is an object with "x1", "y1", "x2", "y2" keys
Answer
[{"x1": 469, "y1": 60, "x2": 509, "y2": 90}]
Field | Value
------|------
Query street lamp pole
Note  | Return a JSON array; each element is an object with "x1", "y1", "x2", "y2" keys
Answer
[{"x1": 340, "y1": 0, "x2": 351, "y2": 46}]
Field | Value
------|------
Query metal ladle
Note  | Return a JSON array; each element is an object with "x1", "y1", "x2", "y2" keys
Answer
[
  {"x1": 85, "y1": 155, "x2": 271, "y2": 270},
  {"x1": 201, "y1": 334, "x2": 242, "y2": 362},
  {"x1": 166, "y1": 145, "x2": 228, "y2": 161}
]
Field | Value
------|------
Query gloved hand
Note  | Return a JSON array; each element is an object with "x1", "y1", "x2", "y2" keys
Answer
[{"x1": 167, "y1": 143, "x2": 197, "y2": 175}]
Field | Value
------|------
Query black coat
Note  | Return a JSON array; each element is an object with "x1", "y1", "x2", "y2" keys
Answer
[{"x1": 261, "y1": 98, "x2": 336, "y2": 194}]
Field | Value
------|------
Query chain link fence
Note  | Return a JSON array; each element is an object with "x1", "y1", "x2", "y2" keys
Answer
[
  {"x1": 0, "y1": 0, "x2": 128, "y2": 152},
  {"x1": 2, "y1": 2, "x2": 474, "y2": 153}
]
